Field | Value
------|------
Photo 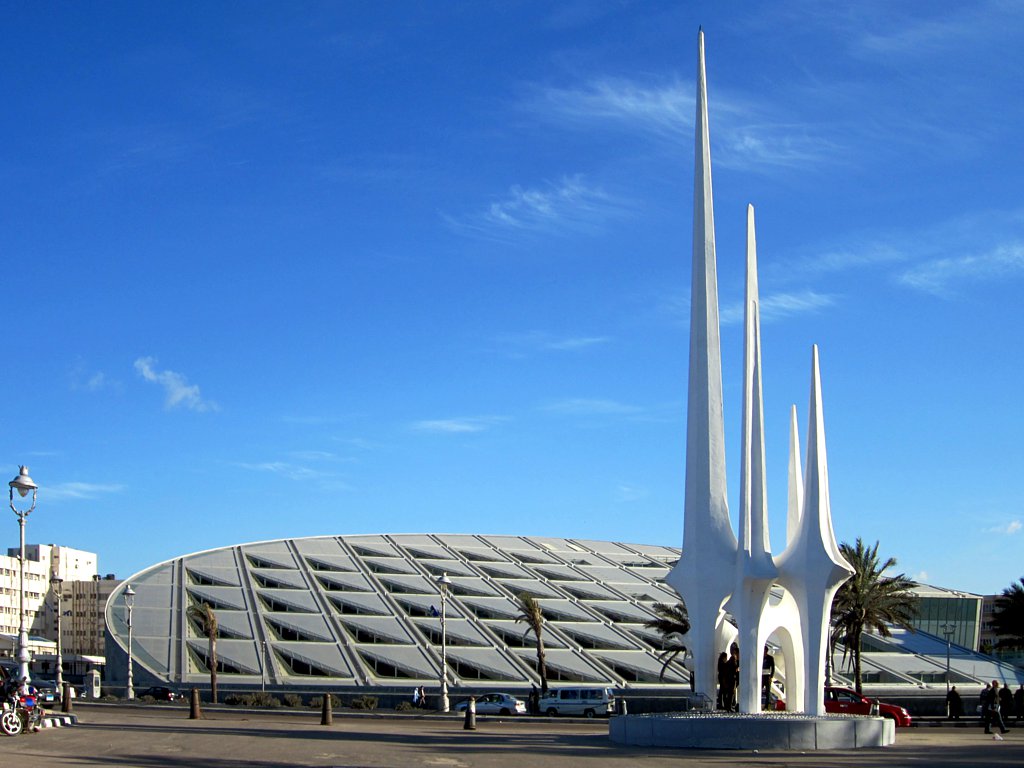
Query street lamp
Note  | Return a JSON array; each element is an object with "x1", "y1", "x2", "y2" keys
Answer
[
  {"x1": 10, "y1": 466, "x2": 38, "y2": 684},
  {"x1": 50, "y1": 576, "x2": 64, "y2": 692},
  {"x1": 436, "y1": 572, "x2": 452, "y2": 712},
  {"x1": 940, "y1": 622, "x2": 955, "y2": 695},
  {"x1": 124, "y1": 584, "x2": 136, "y2": 700}
]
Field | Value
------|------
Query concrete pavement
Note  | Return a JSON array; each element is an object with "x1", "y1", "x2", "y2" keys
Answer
[{"x1": 11, "y1": 703, "x2": 1024, "y2": 767}]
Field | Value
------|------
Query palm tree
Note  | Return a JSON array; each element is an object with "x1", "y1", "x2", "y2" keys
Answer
[
  {"x1": 515, "y1": 593, "x2": 548, "y2": 693},
  {"x1": 990, "y1": 577, "x2": 1024, "y2": 648},
  {"x1": 830, "y1": 538, "x2": 918, "y2": 694},
  {"x1": 642, "y1": 601, "x2": 691, "y2": 681},
  {"x1": 187, "y1": 602, "x2": 219, "y2": 703}
]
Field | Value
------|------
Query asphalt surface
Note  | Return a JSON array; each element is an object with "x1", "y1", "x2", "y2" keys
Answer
[{"x1": 10, "y1": 703, "x2": 1024, "y2": 768}]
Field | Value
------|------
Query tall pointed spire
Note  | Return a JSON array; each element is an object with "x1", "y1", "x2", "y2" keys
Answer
[
  {"x1": 667, "y1": 27, "x2": 737, "y2": 704},
  {"x1": 733, "y1": 203, "x2": 777, "y2": 713},
  {"x1": 739, "y1": 203, "x2": 773, "y2": 570},
  {"x1": 787, "y1": 404, "x2": 803, "y2": 546}
]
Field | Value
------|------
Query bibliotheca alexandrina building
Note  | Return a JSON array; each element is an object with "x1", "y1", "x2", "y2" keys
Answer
[{"x1": 105, "y1": 533, "x2": 689, "y2": 694}]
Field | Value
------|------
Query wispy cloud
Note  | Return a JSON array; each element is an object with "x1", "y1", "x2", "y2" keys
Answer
[
  {"x1": 912, "y1": 570, "x2": 929, "y2": 583},
  {"x1": 70, "y1": 359, "x2": 121, "y2": 393},
  {"x1": 523, "y1": 78, "x2": 837, "y2": 170},
  {"x1": 134, "y1": 357, "x2": 218, "y2": 412},
  {"x1": 448, "y1": 175, "x2": 630, "y2": 238},
  {"x1": 720, "y1": 291, "x2": 836, "y2": 325},
  {"x1": 46, "y1": 482, "x2": 126, "y2": 501},
  {"x1": 495, "y1": 331, "x2": 610, "y2": 355},
  {"x1": 897, "y1": 242, "x2": 1024, "y2": 296},
  {"x1": 411, "y1": 417, "x2": 507, "y2": 434},
  {"x1": 615, "y1": 484, "x2": 649, "y2": 503},
  {"x1": 983, "y1": 520, "x2": 1022, "y2": 536},
  {"x1": 543, "y1": 398, "x2": 642, "y2": 416},
  {"x1": 235, "y1": 462, "x2": 327, "y2": 481}
]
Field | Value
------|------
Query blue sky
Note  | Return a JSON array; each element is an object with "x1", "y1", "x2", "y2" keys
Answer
[{"x1": 2, "y1": 2, "x2": 1021, "y2": 597}]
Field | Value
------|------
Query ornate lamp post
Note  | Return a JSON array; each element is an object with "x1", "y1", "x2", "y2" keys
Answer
[
  {"x1": 124, "y1": 584, "x2": 136, "y2": 700},
  {"x1": 50, "y1": 576, "x2": 64, "y2": 691},
  {"x1": 436, "y1": 572, "x2": 452, "y2": 712},
  {"x1": 10, "y1": 466, "x2": 38, "y2": 684}
]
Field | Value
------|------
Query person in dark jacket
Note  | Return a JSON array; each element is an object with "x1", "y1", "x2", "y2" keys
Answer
[
  {"x1": 946, "y1": 685, "x2": 962, "y2": 719},
  {"x1": 999, "y1": 684, "x2": 1014, "y2": 722},
  {"x1": 985, "y1": 681, "x2": 1009, "y2": 735}
]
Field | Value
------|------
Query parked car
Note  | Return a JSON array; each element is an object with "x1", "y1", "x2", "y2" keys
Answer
[
  {"x1": 538, "y1": 687, "x2": 615, "y2": 718},
  {"x1": 139, "y1": 686, "x2": 179, "y2": 701},
  {"x1": 824, "y1": 686, "x2": 912, "y2": 727},
  {"x1": 455, "y1": 692, "x2": 526, "y2": 716},
  {"x1": 30, "y1": 679, "x2": 58, "y2": 705}
]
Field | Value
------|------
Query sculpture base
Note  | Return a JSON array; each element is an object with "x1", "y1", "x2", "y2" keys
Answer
[{"x1": 609, "y1": 712, "x2": 894, "y2": 750}]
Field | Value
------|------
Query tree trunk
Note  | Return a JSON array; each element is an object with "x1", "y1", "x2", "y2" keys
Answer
[
  {"x1": 536, "y1": 637, "x2": 548, "y2": 694},
  {"x1": 210, "y1": 635, "x2": 218, "y2": 704},
  {"x1": 853, "y1": 634, "x2": 862, "y2": 695}
]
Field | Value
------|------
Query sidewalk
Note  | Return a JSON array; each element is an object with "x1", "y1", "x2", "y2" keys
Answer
[{"x1": 11, "y1": 703, "x2": 1023, "y2": 768}]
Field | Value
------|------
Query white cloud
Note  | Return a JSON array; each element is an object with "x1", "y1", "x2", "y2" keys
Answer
[
  {"x1": 984, "y1": 520, "x2": 1022, "y2": 536},
  {"x1": 720, "y1": 291, "x2": 836, "y2": 325},
  {"x1": 449, "y1": 175, "x2": 630, "y2": 238},
  {"x1": 235, "y1": 462, "x2": 325, "y2": 481},
  {"x1": 45, "y1": 482, "x2": 126, "y2": 501},
  {"x1": 544, "y1": 398, "x2": 641, "y2": 416},
  {"x1": 897, "y1": 242, "x2": 1024, "y2": 296},
  {"x1": 134, "y1": 357, "x2": 218, "y2": 412},
  {"x1": 524, "y1": 78, "x2": 837, "y2": 170},
  {"x1": 496, "y1": 331, "x2": 610, "y2": 354},
  {"x1": 912, "y1": 570, "x2": 929, "y2": 583},
  {"x1": 411, "y1": 417, "x2": 506, "y2": 434}
]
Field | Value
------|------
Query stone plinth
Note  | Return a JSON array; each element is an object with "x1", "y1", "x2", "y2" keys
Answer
[{"x1": 609, "y1": 712, "x2": 894, "y2": 750}]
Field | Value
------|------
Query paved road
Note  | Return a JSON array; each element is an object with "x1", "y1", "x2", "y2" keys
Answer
[{"x1": 13, "y1": 704, "x2": 1024, "y2": 768}]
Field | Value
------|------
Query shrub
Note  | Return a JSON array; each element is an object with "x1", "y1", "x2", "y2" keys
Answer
[
  {"x1": 350, "y1": 695, "x2": 378, "y2": 710},
  {"x1": 284, "y1": 694, "x2": 303, "y2": 708},
  {"x1": 224, "y1": 692, "x2": 280, "y2": 708},
  {"x1": 309, "y1": 694, "x2": 342, "y2": 709},
  {"x1": 395, "y1": 701, "x2": 414, "y2": 711}
]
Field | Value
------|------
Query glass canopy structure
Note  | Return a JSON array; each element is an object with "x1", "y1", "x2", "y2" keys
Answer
[{"x1": 105, "y1": 534, "x2": 688, "y2": 691}]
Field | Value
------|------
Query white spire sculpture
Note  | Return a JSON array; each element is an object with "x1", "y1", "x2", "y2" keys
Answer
[{"x1": 666, "y1": 29, "x2": 852, "y2": 715}]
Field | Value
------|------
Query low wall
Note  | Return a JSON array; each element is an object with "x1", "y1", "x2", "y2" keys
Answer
[{"x1": 609, "y1": 712, "x2": 895, "y2": 750}]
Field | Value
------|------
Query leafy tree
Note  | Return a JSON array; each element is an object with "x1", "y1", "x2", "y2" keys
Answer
[
  {"x1": 830, "y1": 538, "x2": 918, "y2": 694},
  {"x1": 991, "y1": 577, "x2": 1024, "y2": 649},
  {"x1": 642, "y1": 601, "x2": 691, "y2": 681},
  {"x1": 515, "y1": 593, "x2": 548, "y2": 693},
  {"x1": 187, "y1": 602, "x2": 219, "y2": 703}
]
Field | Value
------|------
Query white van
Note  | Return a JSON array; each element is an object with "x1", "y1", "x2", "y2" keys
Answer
[{"x1": 538, "y1": 687, "x2": 615, "y2": 717}]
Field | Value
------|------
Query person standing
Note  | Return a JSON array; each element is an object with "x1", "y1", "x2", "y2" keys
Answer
[
  {"x1": 985, "y1": 681, "x2": 1009, "y2": 735},
  {"x1": 999, "y1": 683, "x2": 1014, "y2": 723},
  {"x1": 761, "y1": 647, "x2": 775, "y2": 707},
  {"x1": 946, "y1": 685, "x2": 962, "y2": 720},
  {"x1": 716, "y1": 652, "x2": 728, "y2": 709},
  {"x1": 1015, "y1": 684, "x2": 1023, "y2": 723}
]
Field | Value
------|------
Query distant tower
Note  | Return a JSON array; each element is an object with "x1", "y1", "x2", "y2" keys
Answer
[{"x1": 665, "y1": 29, "x2": 852, "y2": 714}]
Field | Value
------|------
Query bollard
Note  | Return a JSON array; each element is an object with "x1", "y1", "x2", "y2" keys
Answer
[
  {"x1": 190, "y1": 687, "x2": 202, "y2": 719},
  {"x1": 61, "y1": 682, "x2": 72, "y2": 714},
  {"x1": 321, "y1": 694, "x2": 333, "y2": 726},
  {"x1": 463, "y1": 696, "x2": 476, "y2": 730}
]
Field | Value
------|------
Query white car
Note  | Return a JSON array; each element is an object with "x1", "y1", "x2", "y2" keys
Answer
[{"x1": 455, "y1": 692, "x2": 527, "y2": 715}]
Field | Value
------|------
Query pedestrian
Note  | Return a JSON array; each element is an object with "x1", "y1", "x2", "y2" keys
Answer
[
  {"x1": 985, "y1": 681, "x2": 1009, "y2": 735},
  {"x1": 529, "y1": 684, "x2": 539, "y2": 715},
  {"x1": 980, "y1": 683, "x2": 991, "y2": 725},
  {"x1": 999, "y1": 684, "x2": 1014, "y2": 722},
  {"x1": 761, "y1": 647, "x2": 775, "y2": 708},
  {"x1": 412, "y1": 687, "x2": 421, "y2": 708},
  {"x1": 1015, "y1": 684, "x2": 1024, "y2": 723},
  {"x1": 716, "y1": 651, "x2": 728, "y2": 709},
  {"x1": 946, "y1": 685, "x2": 962, "y2": 720},
  {"x1": 728, "y1": 644, "x2": 740, "y2": 711},
  {"x1": 417, "y1": 686, "x2": 427, "y2": 708}
]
